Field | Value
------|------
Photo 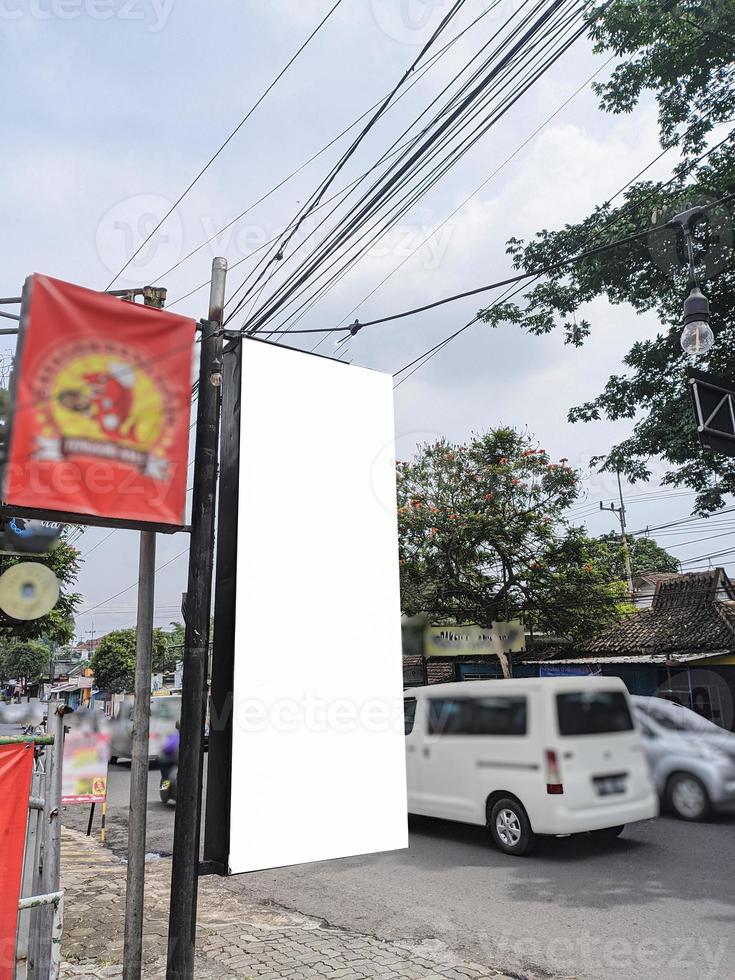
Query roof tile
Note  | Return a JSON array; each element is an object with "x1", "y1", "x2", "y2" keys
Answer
[{"x1": 568, "y1": 568, "x2": 735, "y2": 659}]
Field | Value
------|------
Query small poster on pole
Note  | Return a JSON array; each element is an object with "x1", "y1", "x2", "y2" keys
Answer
[{"x1": 61, "y1": 729, "x2": 110, "y2": 805}]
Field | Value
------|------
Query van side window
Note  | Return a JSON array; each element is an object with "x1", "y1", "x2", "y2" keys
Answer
[
  {"x1": 557, "y1": 691, "x2": 633, "y2": 736},
  {"x1": 428, "y1": 697, "x2": 527, "y2": 736},
  {"x1": 472, "y1": 697, "x2": 527, "y2": 735},
  {"x1": 404, "y1": 698, "x2": 417, "y2": 735}
]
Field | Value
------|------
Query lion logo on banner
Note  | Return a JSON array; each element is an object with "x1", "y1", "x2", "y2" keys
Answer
[
  {"x1": 52, "y1": 355, "x2": 163, "y2": 449},
  {"x1": 33, "y1": 340, "x2": 178, "y2": 479}
]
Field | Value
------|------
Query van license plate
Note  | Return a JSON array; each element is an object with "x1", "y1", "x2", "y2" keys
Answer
[{"x1": 594, "y1": 775, "x2": 626, "y2": 796}]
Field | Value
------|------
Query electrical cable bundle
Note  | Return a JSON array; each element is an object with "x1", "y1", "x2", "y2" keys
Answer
[{"x1": 224, "y1": 0, "x2": 599, "y2": 339}]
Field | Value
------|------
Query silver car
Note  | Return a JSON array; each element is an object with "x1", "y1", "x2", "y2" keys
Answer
[{"x1": 632, "y1": 696, "x2": 735, "y2": 820}]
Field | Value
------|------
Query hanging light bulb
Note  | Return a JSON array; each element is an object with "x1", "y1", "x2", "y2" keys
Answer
[{"x1": 680, "y1": 286, "x2": 714, "y2": 356}]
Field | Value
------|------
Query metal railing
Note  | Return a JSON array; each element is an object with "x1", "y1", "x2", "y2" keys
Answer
[{"x1": 12, "y1": 703, "x2": 65, "y2": 980}]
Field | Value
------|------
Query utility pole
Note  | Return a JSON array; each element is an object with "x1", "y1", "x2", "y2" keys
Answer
[
  {"x1": 167, "y1": 257, "x2": 227, "y2": 980},
  {"x1": 600, "y1": 471, "x2": 634, "y2": 595},
  {"x1": 122, "y1": 286, "x2": 167, "y2": 980}
]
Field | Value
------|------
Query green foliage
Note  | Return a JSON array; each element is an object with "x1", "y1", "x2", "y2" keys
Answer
[
  {"x1": 478, "y1": 1, "x2": 735, "y2": 514},
  {"x1": 163, "y1": 621, "x2": 185, "y2": 654},
  {"x1": 588, "y1": 1, "x2": 735, "y2": 158},
  {"x1": 90, "y1": 628, "x2": 170, "y2": 694},
  {"x1": 0, "y1": 640, "x2": 49, "y2": 686},
  {"x1": 397, "y1": 429, "x2": 633, "y2": 640},
  {"x1": 595, "y1": 532, "x2": 680, "y2": 582},
  {"x1": 0, "y1": 536, "x2": 82, "y2": 646}
]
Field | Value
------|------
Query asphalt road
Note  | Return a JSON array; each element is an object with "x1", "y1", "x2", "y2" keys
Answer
[{"x1": 62, "y1": 763, "x2": 735, "y2": 980}]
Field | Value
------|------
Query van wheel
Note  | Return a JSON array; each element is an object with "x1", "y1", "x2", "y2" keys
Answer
[
  {"x1": 666, "y1": 773, "x2": 711, "y2": 821},
  {"x1": 489, "y1": 798, "x2": 534, "y2": 856}
]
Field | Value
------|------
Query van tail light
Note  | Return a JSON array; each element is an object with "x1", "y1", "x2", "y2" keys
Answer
[{"x1": 545, "y1": 749, "x2": 564, "y2": 795}]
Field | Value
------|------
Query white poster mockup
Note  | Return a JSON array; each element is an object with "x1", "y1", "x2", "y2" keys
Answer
[{"x1": 228, "y1": 339, "x2": 407, "y2": 874}]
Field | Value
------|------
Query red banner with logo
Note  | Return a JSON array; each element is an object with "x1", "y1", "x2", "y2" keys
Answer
[
  {"x1": 4, "y1": 274, "x2": 196, "y2": 529},
  {"x1": 0, "y1": 743, "x2": 33, "y2": 979}
]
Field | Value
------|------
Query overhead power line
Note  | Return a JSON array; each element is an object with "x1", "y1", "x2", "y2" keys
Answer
[
  {"x1": 253, "y1": 0, "x2": 594, "y2": 340},
  {"x1": 307, "y1": 53, "x2": 616, "y2": 359},
  {"x1": 77, "y1": 548, "x2": 189, "y2": 617},
  {"x1": 105, "y1": 0, "x2": 347, "y2": 289},
  {"x1": 241, "y1": 191, "x2": 735, "y2": 346},
  {"x1": 225, "y1": 0, "x2": 472, "y2": 325},
  {"x1": 390, "y1": 132, "x2": 735, "y2": 385},
  {"x1": 629, "y1": 505, "x2": 735, "y2": 537},
  {"x1": 226, "y1": 0, "x2": 596, "y2": 335},
  {"x1": 158, "y1": 0, "x2": 508, "y2": 302},
  {"x1": 280, "y1": 4, "x2": 595, "y2": 341},
  {"x1": 251, "y1": 224, "x2": 670, "y2": 336}
]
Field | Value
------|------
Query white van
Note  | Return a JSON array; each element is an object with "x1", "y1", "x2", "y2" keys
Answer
[{"x1": 404, "y1": 676, "x2": 658, "y2": 855}]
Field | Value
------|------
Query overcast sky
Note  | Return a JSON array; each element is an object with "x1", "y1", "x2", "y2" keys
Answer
[{"x1": 3, "y1": 0, "x2": 732, "y2": 642}]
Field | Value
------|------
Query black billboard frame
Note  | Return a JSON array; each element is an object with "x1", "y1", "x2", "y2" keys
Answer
[{"x1": 201, "y1": 336, "x2": 241, "y2": 876}]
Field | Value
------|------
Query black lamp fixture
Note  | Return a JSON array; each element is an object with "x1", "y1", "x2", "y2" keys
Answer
[{"x1": 667, "y1": 204, "x2": 715, "y2": 356}]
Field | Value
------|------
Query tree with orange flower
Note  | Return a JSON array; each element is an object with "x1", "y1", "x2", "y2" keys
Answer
[{"x1": 397, "y1": 427, "x2": 633, "y2": 641}]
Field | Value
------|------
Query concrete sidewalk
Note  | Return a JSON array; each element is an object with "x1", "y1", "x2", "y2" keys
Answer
[{"x1": 60, "y1": 829, "x2": 511, "y2": 979}]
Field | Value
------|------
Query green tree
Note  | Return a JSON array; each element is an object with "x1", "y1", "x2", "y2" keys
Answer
[
  {"x1": 595, "y1": 532, "x2": 680, "y2": 583},
  {"x1": 397, "y1": 428, "x2": 633, "y2": 642},
  {"x1": 90, "y1": 628, "x2": 170, "y2": 694},
  {"x1": 478, "y1": 1, "x2": 735, "y2": 514},
  {"x1": 0, "y1": 640, "x2": 49, "y2": 692},
  {"x1": 0, "y1": 536, "x2": 82, "y2": 646},
  {"x1": 163, "y1": 621, "x2": 185, "y2": 656}
]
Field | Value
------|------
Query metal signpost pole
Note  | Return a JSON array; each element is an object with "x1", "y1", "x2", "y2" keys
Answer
[
  {"x1": 37, "y1": 701, "x2": 64, "y2": 978},
  {"x1": 122, "y1": 529, "x2": 157, "y2": 980},
  {"x1": 167, "y1": 257, "x2": 227, "y2": 980},
  {"x1": 123, "y1": 287, "x2": 166, "y2": 980}
]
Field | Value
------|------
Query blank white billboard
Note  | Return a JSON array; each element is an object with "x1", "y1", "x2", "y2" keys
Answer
[{"x1": 228, "y1": 339, "x2": 407, "y2": 874}]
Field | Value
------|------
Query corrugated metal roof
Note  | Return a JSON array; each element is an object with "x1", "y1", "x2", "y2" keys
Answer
[{"x1": 528, "y1": 652, "x2": 725, "y2": 665}]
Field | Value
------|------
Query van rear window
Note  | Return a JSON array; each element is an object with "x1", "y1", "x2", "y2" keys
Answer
[
  {"x1": 428, "y1": 697, "x2": 527, "y2": 736},
  {"x1": 557, "y1": 692, "x2": 633, "y2": 736}
]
